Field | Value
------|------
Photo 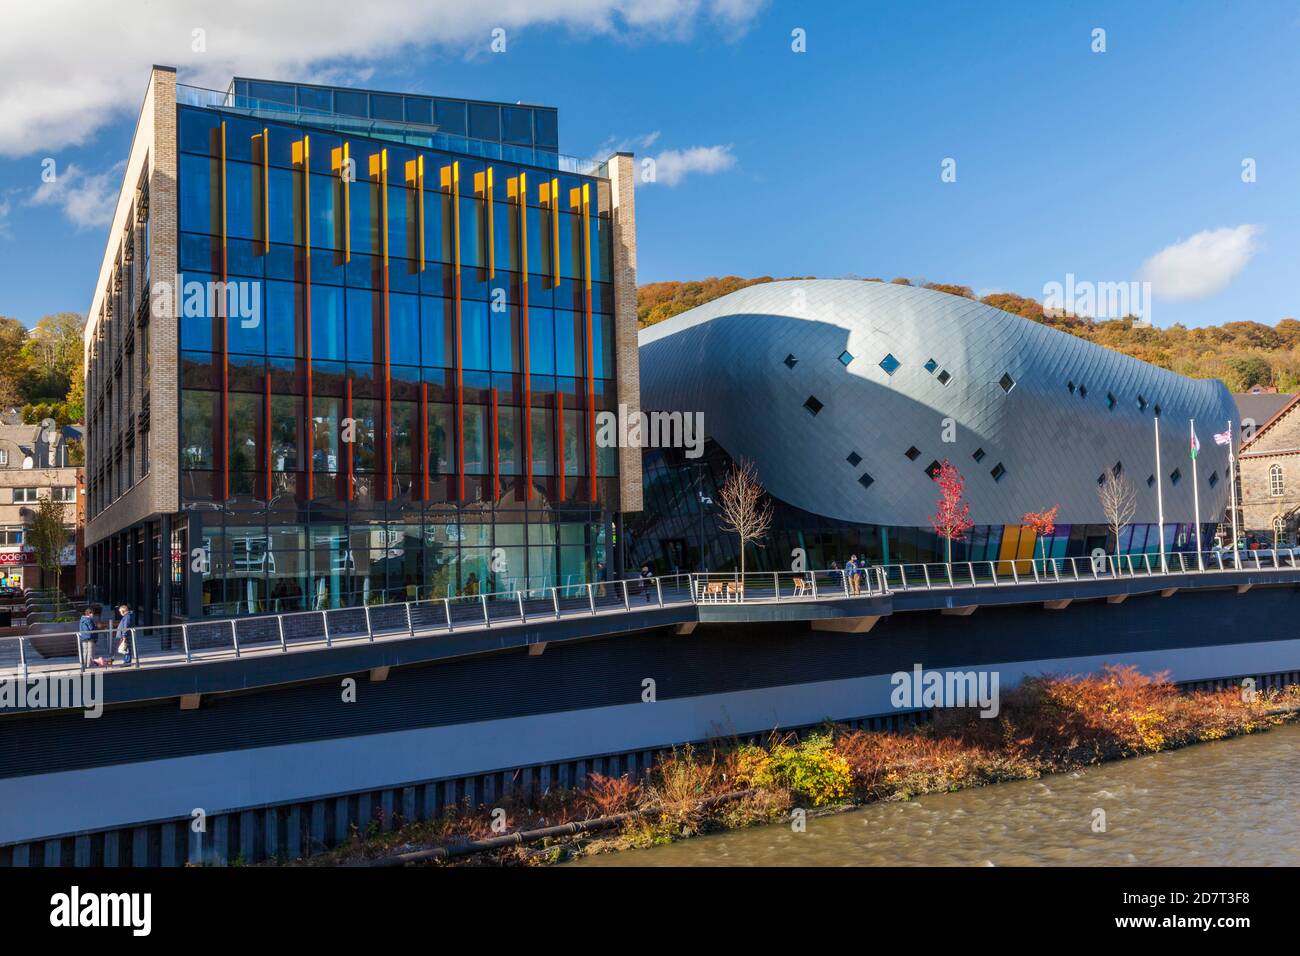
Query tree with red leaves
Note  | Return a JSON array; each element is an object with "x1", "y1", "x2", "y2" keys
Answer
[
  {"x1": 1022, "y1": 505, "x2": 1059, "y2": 562},
  {"x1": 930, "y1": 459, "x2": 973, "y2": 563}
]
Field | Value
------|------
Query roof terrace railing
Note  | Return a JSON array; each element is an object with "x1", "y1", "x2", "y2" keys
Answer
[{"x1": 0, "y1": 551, "x2": 1291, "y2": 683}]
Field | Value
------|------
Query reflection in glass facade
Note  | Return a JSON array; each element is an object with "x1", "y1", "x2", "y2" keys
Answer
[
  {"x1": 86, "y1": 73, "x2": 624, "y2": 622},
  {"x1": 173, "y1": 106, "x2": 616, "y2": 614}
]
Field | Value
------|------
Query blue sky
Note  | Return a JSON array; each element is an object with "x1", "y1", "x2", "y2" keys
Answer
[{"x1": 1, "y1": 0, "x2": 1297, "y2": 329}]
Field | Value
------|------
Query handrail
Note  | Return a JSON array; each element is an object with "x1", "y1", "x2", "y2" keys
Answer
[{"x1": 2, "y1": 551, "x2": 1292, "y2": 681}]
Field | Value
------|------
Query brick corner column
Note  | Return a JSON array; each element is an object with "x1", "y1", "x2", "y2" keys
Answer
[{"x1": 605, "y1": 153, "x2": 642, "y2": 514}]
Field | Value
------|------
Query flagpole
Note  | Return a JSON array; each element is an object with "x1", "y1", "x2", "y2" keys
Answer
[
  {"x1": 1191, "y1": 418, "x2": 1203, "y2": 569},
  {"x1": 1228, "y1": 420, "x2": 1241, "y2": 569},
  {"x1": 1154, "y1": 415, "x2": 1166, "y2": 572}
]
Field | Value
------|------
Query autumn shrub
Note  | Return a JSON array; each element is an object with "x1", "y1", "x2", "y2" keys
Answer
[
  {"x1": 648, "y1": 745, "x2": 723, "y2": 835},
  {"x1": 578, "y1": 773, "x2": 642, "y2": 817},
  {"x1": 718, "y1": 788, "x2": 793, "y2": 830},
  {"x1": 753, "y1": 732, "x2": 853, "y2": 806},
  {"x1": 833, "y1": 729, "x2": 1034, "y2": 800},
  {"x1": 723, "y1": 743, "x2": 772, "y2": 789}
]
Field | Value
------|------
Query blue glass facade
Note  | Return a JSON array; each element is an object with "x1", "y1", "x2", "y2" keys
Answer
[{"x1": 86, "y1": 76, "x2": 625, "y2": 622}]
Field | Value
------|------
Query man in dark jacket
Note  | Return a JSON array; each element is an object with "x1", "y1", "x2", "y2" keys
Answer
[
  {"x1": 77, "y1": 607, "x2": 98, "y2": 667},
  {"x1": 116, "y1": 604, "x2": 136, "y2": 665}
]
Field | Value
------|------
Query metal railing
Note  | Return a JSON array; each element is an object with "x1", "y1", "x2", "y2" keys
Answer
[
  {"x1": 1, "y1": 551, "x2": 1292, "y2": 681},
  {"x1": 878, "y1": 548, "x2": 1300, "y2": 591},
  {"x1": 690, "y1": 568, "x2": 888, "y2": 603}
]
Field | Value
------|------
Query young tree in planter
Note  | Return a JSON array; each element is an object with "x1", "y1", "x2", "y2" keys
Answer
[
  {"x1": 1098, "y1": 472, "x2": 1137, "y2": 562},
  {"x1": 717, "y1": 458, "x2": 773, "y2": 577},
  {"x1": 930, "y1": 459, "x2": 974, "y2": 564},
  {"x1": 1022, "y1": 505, "x2": 1059, "y2": 564},
  {"x1": 27, "y1": 496, "x2": 67, "y2": 615}
]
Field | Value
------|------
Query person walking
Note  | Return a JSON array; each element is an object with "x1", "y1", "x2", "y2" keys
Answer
[
  {"x1": 115, "y1": 603, "x2": 136, "y2": 666},
  {"x1": 640, "y1": 564, "x2": 654, "y2": 603},
  {"x1": 78, "y1": 606, "x2": 98, "y2": 668},
  {"x1": 844, "y1": 555, "x2": 860, "y2": 595}
]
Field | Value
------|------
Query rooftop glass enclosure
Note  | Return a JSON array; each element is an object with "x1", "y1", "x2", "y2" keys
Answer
[{"x1": 177, "y1": 84, "x2": 600, "y2": 177}]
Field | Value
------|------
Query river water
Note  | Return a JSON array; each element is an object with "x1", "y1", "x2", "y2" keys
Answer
[{"x1": 575, "y1": 723, "x2": 1300, "y2": 866}]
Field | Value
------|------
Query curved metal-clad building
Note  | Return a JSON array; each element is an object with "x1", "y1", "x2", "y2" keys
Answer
[{"x1": 639, "y1": 279, "x2": 1234, "y2": 531}]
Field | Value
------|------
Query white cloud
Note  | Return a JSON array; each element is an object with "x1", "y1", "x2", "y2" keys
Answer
[
  {"x1": 0, "y1": 0, "x2": 766, "y2": 157},
  {"x1": 0, "y1": 197, "x2": 11, "y2": 239},
  {"x1": 596, "y1": 130, "x2": 662, "y2": 155},
  {"x1": 25, "y1": 161, "x2": 124, "y2": 229},
  {"x1": 1138, "y1": 225, "x2": 1262, "y2": 301},
  {"x1": 646, "y1": 144, "x2": 736, "y2": 186}
]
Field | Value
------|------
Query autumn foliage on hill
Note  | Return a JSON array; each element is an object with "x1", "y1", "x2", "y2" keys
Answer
[{"x1": 637, "y1": 277, "x2": 1300, "y2": 392}]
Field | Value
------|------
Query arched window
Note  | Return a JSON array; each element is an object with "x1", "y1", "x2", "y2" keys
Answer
[{"x1": 1270, "y1": 463, "x2": 1284, "y2": 497}]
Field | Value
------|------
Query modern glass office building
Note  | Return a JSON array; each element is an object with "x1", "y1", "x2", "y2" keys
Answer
[{"x1": 83, "y1": 68, "x2": 642, "y2": 622}]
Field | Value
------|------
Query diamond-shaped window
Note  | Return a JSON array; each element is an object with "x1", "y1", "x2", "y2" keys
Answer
[
  {"x1": 999, "y1": 373, "x2": 1016, "y2": 393},
  {"x1": 879, "y1": 353, "x2": 901, "y2": 375},
  {"x1": 838, "y1": 350, "x2": 854, "y2": 366}
]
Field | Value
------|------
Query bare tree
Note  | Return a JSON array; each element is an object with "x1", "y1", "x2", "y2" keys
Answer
[
  {"x1": 27, "y1": 496, "x2": 67, "y2": 615},
  {"x1": 717, "y1": 459, "x2": 774, "y2": 576},
  {"x1": 1097, "y1": 472, "x2": 1137, "y2": 559}
]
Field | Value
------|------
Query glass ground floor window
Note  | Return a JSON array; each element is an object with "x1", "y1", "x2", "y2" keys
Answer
[
  {"x1": 629, "y1": 444, "x2": 1217, "y2": 575},
  {"x1": 183, "y1": 505, "x2": 611, "y2": 617}
]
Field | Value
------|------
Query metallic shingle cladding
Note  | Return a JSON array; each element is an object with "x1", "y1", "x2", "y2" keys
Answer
[{"x1": 639, "y1": 280, "x2": 1235, "y2": 527}]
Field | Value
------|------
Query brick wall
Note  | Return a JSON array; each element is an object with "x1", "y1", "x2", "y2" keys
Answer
[
  {"x1": 85, "y1": 66, "x2": 179, "y2": 547},
  {"x1": 605, "y1": 153, "x2": 643, "y2": 513}
]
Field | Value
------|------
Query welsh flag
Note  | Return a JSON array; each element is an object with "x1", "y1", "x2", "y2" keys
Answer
[{"x1": 1189, "y1": 423, "x2": 1200, "y2": 460}]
